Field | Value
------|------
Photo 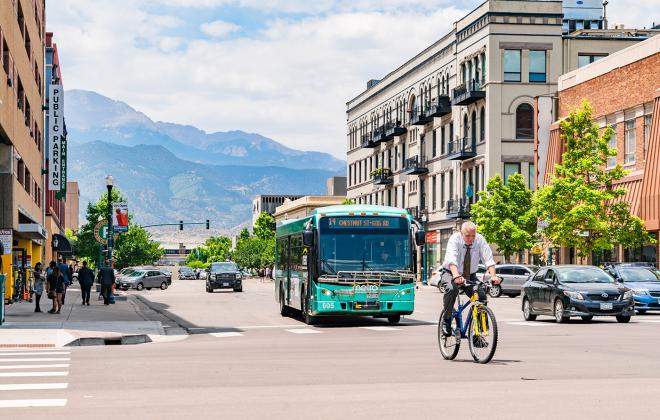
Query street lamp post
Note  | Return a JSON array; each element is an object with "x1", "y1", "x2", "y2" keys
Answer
[
  {"x1": 421, "y1": 213, "x2": 428, "y2": 285},
  {"x1": 106, "y1": 175, "x2": 114, "y2": 304}
]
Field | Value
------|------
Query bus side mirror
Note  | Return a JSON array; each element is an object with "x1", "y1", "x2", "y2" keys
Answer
[
  {"x1": 415, "y1": 230, "x2": 426, "y2": 246},
  {"x1": 303, "y1": 230, "x2": 315, "y2": 248}
]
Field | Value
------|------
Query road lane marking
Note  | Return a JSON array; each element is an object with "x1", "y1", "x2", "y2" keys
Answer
[
  {"x1": 361, "y1": 327, "x2": 402, "y2": 331},
  {"x1": 0, "y1": 399, "x2": 67, "y2": 408},
  {"x1": 285, "y1": 329, "x2": 322, "y2": 334},
  {"x1": 0, "y1": 364, "x2": 70, "y2": 370},
  {"x1": 507, "y1": 322, "x2": 555, "y2": 327},
  {"x1": 209, "y1": 332, "x2": 244, "y2": 338},
  {"x1": 0, "y1": 352, "x2": 70, "y2": 356},
  {"x1": 0, "y1": 372, "x2": 69, "y2": 377},
  {"x1": 239, "y1": 324, "x2": 309, "y2": 330},
  {"x1": 0, "y1": 383, "x2": 68, "y2": 391},
  {"x1": 0, "y1": 358, "x2": 70, "y2": 362}
]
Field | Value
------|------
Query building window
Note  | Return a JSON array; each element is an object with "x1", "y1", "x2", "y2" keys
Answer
[
  {"x1": 578, "y1": 54, "x2": 606, "y2": 68},
  {"x1": 644, "y1": 114, "x2": 652, "y2": 159},
  {"x1": 515, "y1": 103, "x2": 534, "y2": 139},
  {"x1": 480, "y1": 107, "x2": 485, "y2": 141},
  {"x1": 503, "y1": 50, "x2": 521, "y2": 82},
  {"x1": 529, "y1": 50, "x2": 546, "y2": 82},
  {"x1": 441, "y1": 126, "x2": 446, "y2": 154},
  {"x1": 440, "y1": 173, "x2": 445, "y2": 208},
  {"x1": 503, "y1": 163, "x2": 521, "y2": 184},
  {"x1": 432, "y1": 129, "x2": 437, "y2": 157},
  {"x1": 607, "y1": 125, "x2": 617, "y2": 168},
  {"x1": 449, "y1": 122, "x2": 454, "y2": 145},
  {"x1": 449, "y1": 170, "x2": 454, "y2": 200},
  {"x1": 624, "y1": 119, "x2": 636, "y2": 164},
  {"x1": 432, "y1": 176, "x2": 437, "y2": 210},
  {"x1": 475, "y1": 167, "x2": 480, "y2": 200},
  {"x1": 528, "y1": 162, "x2": 535, "y2": 190}
]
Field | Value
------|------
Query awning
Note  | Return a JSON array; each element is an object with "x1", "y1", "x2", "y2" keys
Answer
[
  {"x1": 52, "y1": 234, "x2": 74, "y2": 255},
  {"x1": 17, "y1": 223, "x2": 48, "y2": 240}
]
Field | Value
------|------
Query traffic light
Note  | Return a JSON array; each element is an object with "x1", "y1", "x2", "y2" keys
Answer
[
  {"x1": 206, "y1": 219, "x2": 210, "y2": 229},
  {"x1": 179, "y1": 220, "x2": 183, "y2": 230}
]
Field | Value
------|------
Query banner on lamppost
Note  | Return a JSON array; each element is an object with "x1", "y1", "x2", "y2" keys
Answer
[
  {"x1": 112, "y1": 203, "x2": 129, "y2": 233},
  {"x1": 55, "y1": 133, "x2": 67, "y2": 200},
  {"x1": 48, "y1": 84, "x2": 64, "y2": 191}
]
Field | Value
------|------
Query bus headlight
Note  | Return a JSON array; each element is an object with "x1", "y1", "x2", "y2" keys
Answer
[{"x1": 321, "y1": 289, "x2": 333, "y2": 297}]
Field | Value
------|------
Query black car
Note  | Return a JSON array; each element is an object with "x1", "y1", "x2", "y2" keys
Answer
[
  {"x1": 521, "y1": 265, "x2": 634, "y2": 323},
  {"x1": 206, "y1": 262, "x2": 243, "y2": 293}
]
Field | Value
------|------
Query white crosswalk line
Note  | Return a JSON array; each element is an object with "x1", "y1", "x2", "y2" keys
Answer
[
  {"x1": 285, "y1": 329, "x2": 322, "y2": 334},
  {"x1": 361, "y1": 326, "x2": 401, "y2": 331},
  {"x1": 0, "y1": 364, "x2": 70, "y2": 370},
  {"x1": 209, "y1": 332, "x2": 244, "y2": 338},
  {"x1": 0, "y1": 358, "x2": 70, "y2": 362},
  {"x1": 0, "y1": 352, "x2": 70, "y2": 356},
  {"x1": 0, "y1": 399, "x2": 67, "y2": 408},
  {"x1": 507, "y1": 321, "x2": 555, "y2": 327},
  {"x1": 0, "y1": 383, "x2": 68, "y2": 391},
  {"x1": 0, "y1": 372, "x2": 69, "y2": 378}
]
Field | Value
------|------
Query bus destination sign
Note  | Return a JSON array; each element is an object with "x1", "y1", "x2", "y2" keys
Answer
[{"x1": 326, "y1": 217, "x2": 400, "y2": 229}]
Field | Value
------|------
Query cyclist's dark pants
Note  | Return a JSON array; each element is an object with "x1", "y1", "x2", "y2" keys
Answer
[{"x1": 441, "y1": 272, "x2": 487, "y2": 321}]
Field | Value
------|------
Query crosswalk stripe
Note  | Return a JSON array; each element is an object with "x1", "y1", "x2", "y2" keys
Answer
[
  {"x1": 361, "y1": 326, "x2": 401, "y2": 331},
  {"x1": 0, "y1": 364, "x2": 70, "y2": 370},
  {"x1": 0, "y1": 399, "x2": 67, "y2": 408},
  {"x1": 0, "y1": 383, "x2": 68, "y2": 391},
  {"x1": 507, "y1": 322, "x2": 554, "y2": 327},
  {"x1": 0, "y1": 352, "x2": 70, "y2": 356},
  {"x1": 285, "y1": 329, "x2": 322, "y2": 334},
  {"x1": 0, "y1": 372, "x2": 69, "y2": 378},
  {"x1": 209, "y1": 332, "x2": 243, "y2": 338},
  {"x1": 0, "y1": 358, "x2": 70, "y2": 362}
]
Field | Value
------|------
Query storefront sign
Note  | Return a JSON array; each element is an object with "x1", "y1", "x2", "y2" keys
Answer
[
  {"x1": 0, "y1": 229, "x2": 11, "y2": 255},
  {"x1": 426, "y1": 230, "x2": 439, "y2": 244},
  {"x1": 48, "y1": 84, "x2": 64, "y2": 191},
  {"x1": 112, "y1": 203, "x2": 129, "y2": 233}
]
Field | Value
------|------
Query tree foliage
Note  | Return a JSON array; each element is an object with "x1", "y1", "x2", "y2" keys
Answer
[
  {"x1": 186, "y1": 236, "x2": 232, "y2": 266},
  {"x1": 253, "y1": 212, "x2": 276, "y2": 240},
  {"x1": 534, "y1": 100, "x2": 655, "y2": 258},
  {"x1": 232, "y1": 236, "x2": 275, "y2": 271},
  {"x1": 470, "y1": 173, "x2": 536, "y2": 262}
]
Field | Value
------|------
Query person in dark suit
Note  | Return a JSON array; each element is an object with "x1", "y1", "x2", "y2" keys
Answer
[
  {"x1": 57, "y1": 257, "x2": 71, "y2": 305},
  {"x1": 98, "y1": 258, "x2": 115, "y2": 305},
  {"x1": 77, "y1": 261, "x2": 95, "y2": 306}
]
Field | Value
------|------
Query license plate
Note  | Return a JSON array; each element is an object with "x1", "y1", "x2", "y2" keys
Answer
[
  {"x1": 600, "y1": 302, "x2": 613, "y2": 310},
  {"x1": 353, "y1": 301, "x2": 380, "y2": 310},
  {"x1": 223, "y1": 282, "x2": 229, "y2": 287},
  {"x1": 366, "y1": 293, "x2": 379, "y2": 299}
]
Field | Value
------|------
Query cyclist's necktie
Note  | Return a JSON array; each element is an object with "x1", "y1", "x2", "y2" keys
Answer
[{"x1": 463, "y1": 245, "x2": 471, "y2": 279}]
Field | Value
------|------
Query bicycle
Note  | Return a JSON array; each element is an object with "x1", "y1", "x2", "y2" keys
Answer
[{"x1": 438, "y1": 280, "x2": 499, "y2": 364}]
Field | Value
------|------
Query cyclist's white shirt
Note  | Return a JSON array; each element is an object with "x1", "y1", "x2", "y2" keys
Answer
[{"x1": 442, "y1": 232, "x2": 496, "y2": 275}]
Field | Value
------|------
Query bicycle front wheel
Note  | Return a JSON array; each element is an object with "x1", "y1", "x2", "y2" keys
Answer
[
  {"x1": 438, "y1": 313, "x2": 461, "y2": 360},
  {"x1": 467, "y1": 305, "x2": 498, "y2": 364}
]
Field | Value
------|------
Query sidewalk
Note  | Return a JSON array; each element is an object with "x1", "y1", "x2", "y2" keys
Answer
[{"x1": 0, "y1": 284, "x2": 186, "y2": 347}]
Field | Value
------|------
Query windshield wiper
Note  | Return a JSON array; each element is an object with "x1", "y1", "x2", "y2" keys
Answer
[{"x1": 321, "y1": 259, "x2": 337, "y2": 276}]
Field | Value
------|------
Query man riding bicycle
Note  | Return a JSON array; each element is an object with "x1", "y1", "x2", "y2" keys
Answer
[{"x1": 440, "y1": 221, "x2": 500, "y2": 337}]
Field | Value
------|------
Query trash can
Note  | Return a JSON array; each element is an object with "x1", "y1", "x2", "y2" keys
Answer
[{"x1": 0, "y1": 274, "x2": 5, "y2": 325}]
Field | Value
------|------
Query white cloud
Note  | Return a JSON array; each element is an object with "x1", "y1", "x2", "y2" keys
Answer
[{"x1": 200, "y1": 20, "x2": 241, "y2": 38}]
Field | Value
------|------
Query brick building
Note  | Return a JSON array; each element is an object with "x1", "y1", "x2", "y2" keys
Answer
[{"x1": 541, "y1": 35, "x2": 660, "y2": 265}]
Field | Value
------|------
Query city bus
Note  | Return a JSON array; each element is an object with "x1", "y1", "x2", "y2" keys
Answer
[{"x1": 275, "y1": 204, "x2": 425, "y2": 325}]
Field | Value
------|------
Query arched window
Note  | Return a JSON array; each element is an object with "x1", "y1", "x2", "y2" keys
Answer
[
  {"x1": 480, "y1": 107, "x2": 486, "y2": 141},
  {"x1": 516, "y1": 103, "x2": 534, "y2": 139}
]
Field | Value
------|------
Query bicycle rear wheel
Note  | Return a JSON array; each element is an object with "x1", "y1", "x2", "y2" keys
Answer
[
  {"x1": 438, "y1": 313, "x2": 461, "y2": 360},
  {"x1": 467, "y1": 305, "x2": 498, "y2": 364}
]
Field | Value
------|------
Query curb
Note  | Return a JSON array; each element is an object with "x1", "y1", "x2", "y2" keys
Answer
[
  {"x1": 65, "y1": 334, "x2": 153, "y2": 347},
  {"x1": 133, "y1": 295, "x2": 190, "y2": 336}
]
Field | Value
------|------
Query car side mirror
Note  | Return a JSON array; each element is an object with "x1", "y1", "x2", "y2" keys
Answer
[
  {"x1": 303, "y1": 230, "x2": 315, "y2": 248},
  {"x1": 415, "y1": 230, "x2": 426, "y2": 246}
]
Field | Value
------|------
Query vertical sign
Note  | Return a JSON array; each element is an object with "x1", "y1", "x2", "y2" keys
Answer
[
  {"x1": 112, "y1": 203, "x2": 129, "y2": 232},
  {"x1": 0, "y1": 229, "x2": 11, "y2": 255},
  {"x1": 48, "y1": 85, "x2": 63, "y2": 191}
]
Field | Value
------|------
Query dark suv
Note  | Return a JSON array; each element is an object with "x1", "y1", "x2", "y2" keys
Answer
[{"x1": 206, "y1": 262, "x2": 243, "y2": 293}]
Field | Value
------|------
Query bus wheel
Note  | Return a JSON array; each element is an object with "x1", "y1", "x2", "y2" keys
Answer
[
  {"x1": 301, "y1": 293, "x2": 316, "y2": 325},
  {"x1": 279, "y1": 287, "x2": 289, "y2": 317},
  {"x1": 387, "y1": 315, "x2": 401, "y2": 325}
]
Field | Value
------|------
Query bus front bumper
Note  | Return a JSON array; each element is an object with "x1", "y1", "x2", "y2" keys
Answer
[{"x1": 311, "y1": 299, "x2": 414, "y2": 315}]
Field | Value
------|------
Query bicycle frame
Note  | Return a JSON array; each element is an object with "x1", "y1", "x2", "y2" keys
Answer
[{"x1": 451, "y1": 292, "x2": 487, "y2": 339}]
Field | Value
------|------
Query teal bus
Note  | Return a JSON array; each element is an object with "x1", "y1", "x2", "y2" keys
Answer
[{"x1": 275, "y1": 204, "x2": 426, "y2": 325}]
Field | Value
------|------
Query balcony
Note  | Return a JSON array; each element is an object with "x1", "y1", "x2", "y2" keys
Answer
[
  {"x1": 372, "y1": 168, "x2": 393, "y2": 185},
  {"x1": 372, "y1": 125, "x2": 387, "y2": 143},
  {"x1": 361, "y1": 133, "x2": 377, "y2": 149},
  {"x1": 452, "y1": 79, "x2": 485, "y2": 106},
  {"x1": 447, "y1": 138, "x2": 477, "y2": 161},
  {"x1": 409, "y1": 108, "x2": 432, "y2": 126},
  {"x1": 427, "y1": 95, "x2": 452, "y2": 117},
  {"x1": 403, "y1": 155, "x2": 428, "y2": 175},
  {"x1": 383, "y1": 122, "x2": 407, "y2": 141},
  {"x1": 446, "y1": 199, "x2": 471, "y2": 219}
]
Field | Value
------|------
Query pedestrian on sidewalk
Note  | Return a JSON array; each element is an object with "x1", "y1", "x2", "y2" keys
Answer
[
  {"x1": 57, "y1": 256, "x2": 71, "y2": 305},
  {"x1": 33, "y1": 262, "x2": 45, "y2": 313},
  {"x1": 47, "y1": 261, "x2": 64, "y2": 314},
  {"x1": 98, "y1": 258, "x2": 115, "y2": 306},
  {"x1": 78, "y1": 261, "x2": 94, "y2": 306}
]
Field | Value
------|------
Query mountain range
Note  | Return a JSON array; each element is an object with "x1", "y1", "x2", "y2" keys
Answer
[{"x1": 66, "y1": 90, "x2": 345, "y2": 238}]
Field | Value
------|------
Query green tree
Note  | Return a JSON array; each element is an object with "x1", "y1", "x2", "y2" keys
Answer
[
  {"x1": 238, "y1": 228, "x2": 250, "y2": 241},
  {"x1": 534, "y1": 100, "x2": 655, "y2": 258},
  {"x1": 232, "y1": 236, "x2": 274, "y2": 271},
  {"x1": 471, "y1": 173, "x2": 536, "y2": 262},
  {"x1": 253, "y1": 212, "x2": 276, "y2": 240}
]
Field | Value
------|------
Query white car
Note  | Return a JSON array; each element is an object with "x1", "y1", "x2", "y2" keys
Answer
[{"x1": 428, "y1": 264, "x2": 488, "y2": 288}]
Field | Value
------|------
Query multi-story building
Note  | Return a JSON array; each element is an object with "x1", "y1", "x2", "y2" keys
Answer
[
  {"x1": 252, "y1": 194, "x2": 304, "y2": 226},
  {"x1": 0, "y1": 0, "x2": 47, "y2": 299},
  {"x1": 541, "y1": 35, "x2": 660, "y2": 265},
  {"x1": 65, "y1": 181, "x2": 80, "y2": 232},
  {"x1": 345, "y1": 0, "x2": 658, "y2": 281}
]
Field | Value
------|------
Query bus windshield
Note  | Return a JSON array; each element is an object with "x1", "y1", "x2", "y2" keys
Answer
[{"x1": 318, "y1": 216, "x2": 411, "y2": 274}]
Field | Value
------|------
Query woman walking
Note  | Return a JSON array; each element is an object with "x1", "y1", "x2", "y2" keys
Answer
[
  {"x1": 47, "y1": 262, "x2": 64, "y2": 314},
  {"x1": 33, "y1": 262, "x2": 45, "y2": 313}
]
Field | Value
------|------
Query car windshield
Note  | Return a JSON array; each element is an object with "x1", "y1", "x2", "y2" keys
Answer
[
  {"x1": 211, "y1": 263, "x2": 238, "y2": 273},
  {"x1": 619, "y1": 268, "x2": 660, "y2": 283},
  {"x1": 120, "y1": 269, "x2": 135, "y2": 276},
  {"x1": 180, "y1": 267, "x2": 193, "y2": 272},
  {"x1": 526, "y1": 265, "x2": 540, "y2": 273},
  {"x1": 318, "y1": 216, "x2": 411, "y2": 274},
  {"x1": 558, "y1": 267, "x2": 615, "y2": 284},
  {"x1": 128, "y1": 270, "x2": 145, "y2": 278}
]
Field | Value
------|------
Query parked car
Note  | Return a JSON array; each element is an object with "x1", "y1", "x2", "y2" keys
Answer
[
  {"x1": 119, "y1": 269, "x2": 171, "y2": 291},
  {"x1": 178, "y1": 266, "x2": 197, "y2": 280},
  {"x1": 115, "y1": 267, "x2": 137, "y2": 287},
  {"x1": 605, "y1": 263, "x2": 660, "y2": 314},
  {"x1": 199, "y1": 270, "x2": 209, "y2": 280},
  {"x1": 521, "y1": 265, "x2": 634, "y2": 323},
  {"x1": 206, "y1": 262, "x2": 243, "y2": 293},
  {"x1": 429, "y1": 264, "x2": 487, "y2": 288},
  {"x1": 487, "y1": 264, "x2": 539, "y2": 298}
]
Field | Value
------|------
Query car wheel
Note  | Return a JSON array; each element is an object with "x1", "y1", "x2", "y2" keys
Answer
[
  {"x1": 233, "y1": 286, "x2": 243, "y2": 292},
  {"x1": 616, "y1": 315, "x2": 631, "y2": 323},
  {"x1": 554, "y1": 299, "x2": 569, "y2": 323},
  {"x1": 637, "y1": 309, "x2": 647, "y2": 315},
  {"x1": 136, "y1": 283, "x2": 144, "y2": 291},
  {"x1": 581, "y1": 315, "x2": 593, "y2": 322},
  {"x1": 160, "y1": 282, "x2": 168, "y2": 290},
  {"x1": 522, "y1": 298, "x2": 537, "y2": 321},
  {"x1": 387, "y1": 315, "x2": 401, "y2": 325},
  {"x1": 488, "y1": 284, "x2": 502, "y2": 298},
  {"x1": 206, "y1": 283, "x2": 213, "y2": 293}
]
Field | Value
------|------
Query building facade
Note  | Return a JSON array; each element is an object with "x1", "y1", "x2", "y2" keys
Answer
[
  {"x1": 345, "y1": 0, "x2": 657, "y2": 281},
  {"x1": 273, "y1": 195, "x2": 346, "y2": 223},
  {"x1": 65, "y1": 181, "x2": 79, "y2": 232},
  {"x1": 0, "y1": 0, "x2": 47, "y2": 300},
  {"x1": 542, "y1": 35, "x2": 660, "y2": 265},
  {"x1": 252, "y1": 195, "x2": 304, "y2": 226}
]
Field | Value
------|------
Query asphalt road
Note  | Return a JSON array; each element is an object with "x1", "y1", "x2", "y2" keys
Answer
[{"x1": 3, "y1": 277, "x2": 660, "y2": 419}]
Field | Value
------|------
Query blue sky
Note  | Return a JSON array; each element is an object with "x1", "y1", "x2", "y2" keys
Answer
[{"x1": 47, "y1": 1, "x2": 656, "y2": 159}]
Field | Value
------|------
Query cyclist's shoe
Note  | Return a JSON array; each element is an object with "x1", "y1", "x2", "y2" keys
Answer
[
  {"x1": 442, "y1": 319, "x2": 453, "y2": 337},
  {"x1": 472, "y1": 335, "x2": 488, "y2": 348}
]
